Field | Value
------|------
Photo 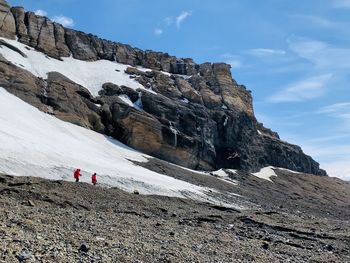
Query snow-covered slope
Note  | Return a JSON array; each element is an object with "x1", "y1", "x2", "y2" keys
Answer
[
  {"x1": 0, "y1": 38, "x2": 151, "y2": 96},
  {"x1": 0, "y1": 88, "x2": 223, "y2": 202}
]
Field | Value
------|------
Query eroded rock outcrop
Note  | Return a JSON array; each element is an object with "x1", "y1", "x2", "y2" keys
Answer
[
  {"x1": 0, "y1": 0, "x2": 16, "y2": 39},
  {"x1": 0, "y1": 0, "x2": 327, "y2": 175}
]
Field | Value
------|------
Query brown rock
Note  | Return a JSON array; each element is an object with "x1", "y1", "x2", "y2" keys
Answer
[
  {"x1": 10, "y1": 7, "x2": 29, "y2": 44},
  {"x1": 53, "y1": 23, "x2": 71, "y2": 58},
  {"x1": 65, "y1": 29, "x2": 98, "y2": 61},
  {"x1": 175, "y1": 77, "x2": 203, "y2": 104},
  {"x1": 0, "y1": 0, "x2": 16, "y2": 39}
]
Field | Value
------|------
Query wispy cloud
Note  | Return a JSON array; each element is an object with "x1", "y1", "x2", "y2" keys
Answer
[
  {"x1": 283, "y1": 135, "x2": 350, "y2": 180},
  {"x1": 52, "y1": 15, "x2": 75, "y2": 28},
  {"x1": 154, "y1": 28, "x2": 163, "y2": 36},
  {"x1": 288, "y1": 36, "x2": 350, "y2": 71},
  {"x1": 322, "y1": 160, "x2": 350, "y2": 181},
  {"x1": 269, "y1": 74, "x2": 332, "y2": 102},
  {"x1": 35, "y1": 9, "x2": 48, "y2": 17},
  {"x1": 318, "y1": 102, "x2": 350, "y2": 114},
  {"x1": 248, "y1": 48, "x2": 286, "y2": 57},
  {"x1": 317, "y1": 102, "x2": 350, "y2": 128},
  {"x1": 176, "y1": 11, "x2": 192, "y2": 29},
  {"x1": 154, "y1": 11, "x2": 192, "y2": 36},
  {"x1": 333, "y1": 0, "x2": 350, "y2": 8},
  {"x1": 292, "y1": 15, "x2": 337, "y2": 28},
  {"x1": 164, "y1": 17, "x2": 173, "y2": 26},
  {"x1": 34, "y1": 9, "x2": 75, "y2": 28},
  {"x1": 221, "y1": 53, "x2": 243, "y2": 69}
]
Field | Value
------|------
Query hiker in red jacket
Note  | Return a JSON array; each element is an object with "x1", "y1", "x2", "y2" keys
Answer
[
  {"x1": 92, "y1": 173, "x2": 97, "y2": 186},
  {"x1": 74, "y1": 168, "x2": 81, "y2": 182}
]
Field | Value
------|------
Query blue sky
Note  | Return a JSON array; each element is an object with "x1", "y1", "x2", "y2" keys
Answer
[{"x1": 8, "y1": 0, "x2": 350, "y2": 180}]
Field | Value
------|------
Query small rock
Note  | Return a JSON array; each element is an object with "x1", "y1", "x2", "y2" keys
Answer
[
  {"x1": 79, "y1": 244, "x2": 90, "y2": 253},
  {"x1": 261, "y1": 241, "x2": 269, "y2": 250},
  {"x1": 16, "y1": 251, "x2": 32, "y2": 261},
  {"x1": 325, "y1": 244, "x2": 334, "y2": 252},
  {"x1": 27, "y1": 200, "x2": 35, "y2": 207},
  {"x1": 133, "y1": 190, "x2": 140, "y2": 195}
]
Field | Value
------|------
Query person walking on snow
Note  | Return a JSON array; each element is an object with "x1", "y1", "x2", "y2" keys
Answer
[
  {"x1": 74, "y1": 168, "x2": 81, "y2": 182},
  {"x1": 92, "y1": 173, "x2": 97, "y2": 186}
]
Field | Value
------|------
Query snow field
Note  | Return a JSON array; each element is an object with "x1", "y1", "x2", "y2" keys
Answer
[{"x1": 0, "y1": 38, "x2": 149, "y2": 96}]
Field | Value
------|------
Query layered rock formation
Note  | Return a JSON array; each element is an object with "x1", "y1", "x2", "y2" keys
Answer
[{"x1": 0, "y1": 0, "x2": 327, "y2": 175}]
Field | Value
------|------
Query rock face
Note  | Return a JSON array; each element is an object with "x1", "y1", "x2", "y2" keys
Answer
[
  {"x1": 0, "y1": 0, "x2": 16, "y2": 39},
  {"x1": 0, "y1": 0, "x2": 327, "y2": 175}
]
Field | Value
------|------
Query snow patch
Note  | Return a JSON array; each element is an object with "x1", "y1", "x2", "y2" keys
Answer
[
  {"x1": 211, "y1": 169, "x2": 239, "y2": 186},
  {"x1": 0, "y1": 38, "x2": 151, "y2": 97},
  {"x1": 252, "y1": 166, "x2": 277, "y2": 182},
  {"x1": 118, "y1": 94, "x2": 134, "y2": 107},
  {"x1": 180, "y1": 98, "x2": 189, "y2": 104},
  {"x1": 277, "y1": 167, "x2": 302, "y2": 174},
  {"x1": 0, "y1": 87, "x2": 212, "y2": 199}
]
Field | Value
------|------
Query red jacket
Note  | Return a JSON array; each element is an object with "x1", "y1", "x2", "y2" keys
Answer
[
  {"x1": 92, "y1": 174, "x2": 97, "y2": 184},
  {"x1": 74, "y1": 169, "x2": 81, "y2": 179}
]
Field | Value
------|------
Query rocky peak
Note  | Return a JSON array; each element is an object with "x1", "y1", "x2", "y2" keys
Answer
[{"x1": 0, "y1": 1, "x2": 327, "y2": 176}]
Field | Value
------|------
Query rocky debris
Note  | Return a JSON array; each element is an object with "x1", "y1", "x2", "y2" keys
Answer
[
  {"x1": 135, "y1": 158, "x2": 350, "y2": 219},
  {"x1": 0, "y1": 173, "x2": 349, "y2": 262}
]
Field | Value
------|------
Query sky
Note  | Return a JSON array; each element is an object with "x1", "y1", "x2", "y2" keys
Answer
[{"x1": 7, "y1": 0, "x2": 350, "y2": 180}]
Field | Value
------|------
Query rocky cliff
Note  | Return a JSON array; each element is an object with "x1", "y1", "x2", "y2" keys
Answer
[{"x1": 0, "y1": 0, "x2": 327, "y2": 175}]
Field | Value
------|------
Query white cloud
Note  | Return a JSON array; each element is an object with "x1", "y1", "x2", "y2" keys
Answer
[
  {"x1": 164, "y1": 17, "x2": 174, "y2": 26},
  {"x1": 52, "y1": 15, "x2": 75, "y2": 28},
  {"x1": 333, "y1": 0, "x2": 350, "y2": 8},
  {"x1": 35, "y1": 9, "x2": 48, "y2": 17},
  {"x1": 269, "y1": 74, "x2": 332, "y2": 102},
  {"x1": 317, "y1": 102, "x2": 350, "y2": 128},
  {"x1": 154, "y1": 28, "x2": 163, "y2": 36},
  {"x1": 176, "y1": 11, "x2": 192, "y2": 29},
  {"x1": 154, "y1": 11, "x2": 192, "y2": 36},
  {"x1": 322, "y1": 160, "x2": 350, "y2": 181},
  {"x1": 221, "y1": 53, "x2": 243, "y2": 69},
  {"x1": 292, "y1": 15, "x2": 337, "y2": 28},
  {"x1": 283, "y1": 135, "x2": 350, "y2": 180},
  {"x1": 248, "y1": 48, "x2": 286, "y2": 57},
  {"x1": 288, "y1": 36, "x2": 350, "y2": 71},
  {"x1": 303, "y1": 144, "x2": 350, "y2": 180},
  {"x1": 227, "y1": 59, "x2": 242, "y2": 69},
  {"x1": 318, "y1": 102, "x2": 350, "y2": 114}
]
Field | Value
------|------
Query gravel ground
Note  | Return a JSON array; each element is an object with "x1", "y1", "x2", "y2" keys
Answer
[{"x1": 1, "y1": 171, "x2": 350, "y2": 263}]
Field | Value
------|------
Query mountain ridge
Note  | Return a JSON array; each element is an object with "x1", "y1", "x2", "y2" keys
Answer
[{"x1": 0, "y1": 0, "x2": 327, "y2": 175}]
